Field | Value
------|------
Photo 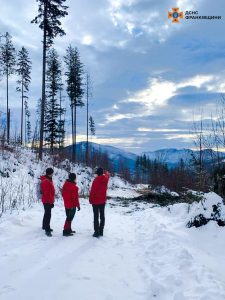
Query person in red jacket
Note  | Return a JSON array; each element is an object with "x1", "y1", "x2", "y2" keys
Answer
[
  {"x1": 89, "y1": 167, "x2": 110, "y2": 237},
  {"x1": 62, "y1": 173, "x2": 80, "y2": 237},
  {"x1": 40, "y1": 168, "x2": 55, "y2": 237}
]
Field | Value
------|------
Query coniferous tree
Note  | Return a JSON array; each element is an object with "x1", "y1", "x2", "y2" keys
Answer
[
  {"x1": 85, "y1": 72, "x2": 93, "y2": 165},
  {"x1": 89, "y1": 116, "x2": 95, "y2": 136},
  {"x1": 64, "y1": 45, "x2": 84, "y2": 162},
  {"x1": 31, "y1": 99, "x2": 41, "y2": 152},
  {"x1": 31, "y1": 0, "x2": 68, "y2": 160},
  {"x1": 0, "y1": 32, "x2": 16, "y2": 143},
  {"x1": 16, "y1": 46, "x2": 32, "y2": 145},
  {"x1": 58, "y1": 80, "x2": 65, "y2": 149},
  {"x1": 44, "y1": 48, "x2": 61, "y2": 153},
  {"x1": 135, "y1": 156, "x2": 141, "y2": 182},
  {"x1": 24, "y1": 100, "x2": 32, "y2": 145},
  {"x1": 0, "y1": 33, "x2": 5, "y2": 81}
]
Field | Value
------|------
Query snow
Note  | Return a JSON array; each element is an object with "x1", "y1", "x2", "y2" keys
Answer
[
  {"x1": 1, "y1": 149, "x2": 225, "y2": 299},
  {"x1": 108, "y1": 176, "x2": 142, "y2": 198},
  {"x1": 1, "y1": 197, "x2": 225, "y2": 300},
  {"x1": 0, "y1": 149, "x2": 140, "y2": 217}
]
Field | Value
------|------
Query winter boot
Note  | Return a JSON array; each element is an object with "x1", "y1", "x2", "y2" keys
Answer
[
  {"x1": 63, "y1": 230, "x2": 73, "y2": 237},
  {"x1": 93, "y1": 232, "x2": 99, "y2": 238},
  {"x1": 45, "y1": 230, "x2": 52, "y2": 237}
]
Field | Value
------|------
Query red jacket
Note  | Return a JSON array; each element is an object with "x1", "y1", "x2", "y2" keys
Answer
[
  {"x1": 40, "y1": 176, "x2": 55, "y2": 204},
  {"x1": 62, "y1": 180, "x2": 80, "y2": 209},
  {"x1": 89, "y1": 172, "x2": 110, "y2": 205}
]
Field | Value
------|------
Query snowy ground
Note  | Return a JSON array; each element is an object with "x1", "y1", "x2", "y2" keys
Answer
[{"x1": 1, "y1": 198, "x2": 225, "y2": 300}]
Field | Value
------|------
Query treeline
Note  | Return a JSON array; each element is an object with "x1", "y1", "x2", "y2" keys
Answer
[
  {"x1": 135, "y1": 155, "x2": 195, "y2": 192},
  {"x1": 0, "y1": 0, "x2": 96, "y2": 166}
]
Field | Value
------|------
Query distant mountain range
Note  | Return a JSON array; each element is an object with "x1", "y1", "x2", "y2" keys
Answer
[
  {"x1": 65, "y1": 142, "x2": 137, "y2": 171},
  {"x1": 65, "y1": 142, "x2": 225, "y2": 171},
  {"x1": 143, "y1": 148, "x2": 225, "y2": 168}
]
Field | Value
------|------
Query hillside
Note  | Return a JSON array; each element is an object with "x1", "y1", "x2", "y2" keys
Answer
[
  {"x1": 0, "y1": 148, "x2": 141, "y2": 217},
  {"x1": 0, "y1": 148, "x2": 225, "y2": 299},
  {"x1": 65, "y1": 142, "x2": 137, "y2": 172}
]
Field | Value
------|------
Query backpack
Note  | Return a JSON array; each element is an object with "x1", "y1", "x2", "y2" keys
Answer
[{"x1": 36, "y1": 178, "x2": 43, "y2": 200}]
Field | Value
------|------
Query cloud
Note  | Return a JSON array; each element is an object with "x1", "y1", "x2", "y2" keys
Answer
[
  {"x1": 105, "y1": 112, "x2": 137, "y2": 123},
  {"x1": 110, "y1": 73, "x2": 224, "y2": 119},
  {"x1": 0, "y1": 0, "x2": 224, "y2": 153},
  {"x1": 124, "y1": 77, "x2": 176, "y2": 111},
  {"x1": 138, "y1": 128, "x2": 188, "y2": 132}
]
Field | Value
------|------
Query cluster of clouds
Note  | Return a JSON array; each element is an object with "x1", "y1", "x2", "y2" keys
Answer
[{"x1": 0, "y1": 0, "x2": 225, "y2": 152}]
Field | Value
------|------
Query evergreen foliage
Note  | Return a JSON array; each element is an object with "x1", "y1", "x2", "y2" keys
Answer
[
  {"x1": 31, "y1": 0, "x2": 68, "y2": 159},
  {"x1": 64, "y1": 45, "x2": 84, "y2": 162},
  {"x1": 0, "y1": 32, "x2": 16, "y2": 143},
  {"x1": 16, "y1": 46, "x2": 32, "y2": 145},
  {"x1": 44, "y1": 48, "x2": 62, "y2": 152}
]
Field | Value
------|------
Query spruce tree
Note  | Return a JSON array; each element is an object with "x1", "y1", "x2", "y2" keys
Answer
[
  {"x1": 31, "y1": 0, "x2": 68, "y2": 160},
  {"x1": 64, "y1": 45, "x2": 84, "y2": 162},
  {"x1": 0, "y1": 32, "x2": 16, "y2": 143},
  {"x1": 24, "y1": 100, "x2": 32, "y2": 145},
  {"x1": 58, "y1": 80, "x2": 66, "y2": 149},
  {"x1": 44, "y1": 48, "x2": 61, "y2": 153},
  {"x1": 85, "y1": 72, "x2": 93, "y2": 165},
  {"x1": 89, "y1": 116, "x2": 95, "y2": 136},
  {"x1": 16, "y1": 47, "x2": 32, "y2": 145}
]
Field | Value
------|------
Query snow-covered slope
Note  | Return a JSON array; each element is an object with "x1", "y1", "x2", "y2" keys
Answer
[
  {"x1": 143, "y1": 148, "x2": 225, "y2": 168},
  {"x1": 1, "y1": 195, "x2": 225, "y2": 299},
  {"x1": 1, "y1": 149, "x2": 225, "y2": 300},
  {"x1": 65, "y1": 142, "x2": 137, "y2": 172},
  {"x1": 0, "y1": 148, "x2": 140, "y2": 216}
]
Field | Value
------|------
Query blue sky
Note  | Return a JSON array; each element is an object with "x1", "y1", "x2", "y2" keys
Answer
[{"x1": 0, "y1": 0, "x2": 225, "y2": 153}]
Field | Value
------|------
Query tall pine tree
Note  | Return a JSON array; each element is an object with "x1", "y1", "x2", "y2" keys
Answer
[
  {"x1": 24, "y1": 100, "x2": 32, "y2": 145},
  {"x1": 85, "y1": 72, "x2": 93, "y2": 165},
  {"x1": 16, "y1": 46, "x2": 32, "y2": 145},
  {"x1": 44, "y1": 48, "x2": 61, "y2": 153},
  {"x1": 58, "y1": 80, "x2": 66, "y2": 149},
  {"x1": 64, "y1": 46, "x2": 84, "y2": 162},
  {"x1": 0, "y1": 32, "x2": 16, "y2": 143},
  {"x1": 31, "y1": 0, "x2": 68, "y2": 160},
  {"x1": 89, "y1": 116, "x2": 95, "y2": 136}
]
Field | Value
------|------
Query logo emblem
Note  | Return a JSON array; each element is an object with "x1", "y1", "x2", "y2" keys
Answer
[{"x1": 168, "y1": 8, "x2": 183, "y2": 23}]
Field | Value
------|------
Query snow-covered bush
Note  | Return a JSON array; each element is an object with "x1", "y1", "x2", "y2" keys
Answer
[{"x1": 187, "y1": 192, "x2": 225, "y2": 227}]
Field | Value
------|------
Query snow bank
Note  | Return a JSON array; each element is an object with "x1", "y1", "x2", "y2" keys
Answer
[{"x1": 0, "y1": 149, "x2": 139, "y2": 217}]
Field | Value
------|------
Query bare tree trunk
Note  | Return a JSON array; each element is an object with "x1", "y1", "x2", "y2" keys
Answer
[
  {"x1": 71, "y1": 104, "x2": 75, "y2": 162},
  {"x1": 6, "y1": 72, "x2": 9, "y2": 143},
  {"x1": 39, "y1": 1, "x2": 47, "y2": 160},
  {"x1": 86, "y1": 74, "x2": 89, "y2": 166},
  {"x1": 21, "y1": 80, "x2": 24, "y2": 145},
  {"x1": 74, "y1": 104, "x2": 77, "y2": 163}
]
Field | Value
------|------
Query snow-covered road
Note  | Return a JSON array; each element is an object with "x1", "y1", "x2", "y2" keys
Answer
[{"x1": 1, "y1": 199, "x2": 225, "y2": 300}]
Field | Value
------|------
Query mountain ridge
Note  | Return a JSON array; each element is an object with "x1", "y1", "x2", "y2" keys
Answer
[{"x1": 65, "y1": 142, "x2": 225, "y2": 170}]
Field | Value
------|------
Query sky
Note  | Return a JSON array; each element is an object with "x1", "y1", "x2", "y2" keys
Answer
[{"x1": 0, "y1": 0, "x2": 225, "y2": 153}]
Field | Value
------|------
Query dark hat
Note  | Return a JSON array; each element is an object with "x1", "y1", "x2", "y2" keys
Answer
[
  {"x1": 69, "y1": 173, "x2": 76, "y2": 181},
  {"x1": 96, "y1": 167, "x2": 103, "y2": 176},
  {"x1": 46, "y1": 167, "x2": 54, "y2": 175}
]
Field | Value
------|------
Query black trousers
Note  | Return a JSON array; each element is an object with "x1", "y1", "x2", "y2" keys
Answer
[
  {"x1": 65, "y1": 208, "x2": 76, "y2": 222},
  {"x1": 42, "y1": 204, "x2": 53, "y2": 231},
  {"x1": 92, "y1": 204, "x2": 105, "y2": 234}
]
